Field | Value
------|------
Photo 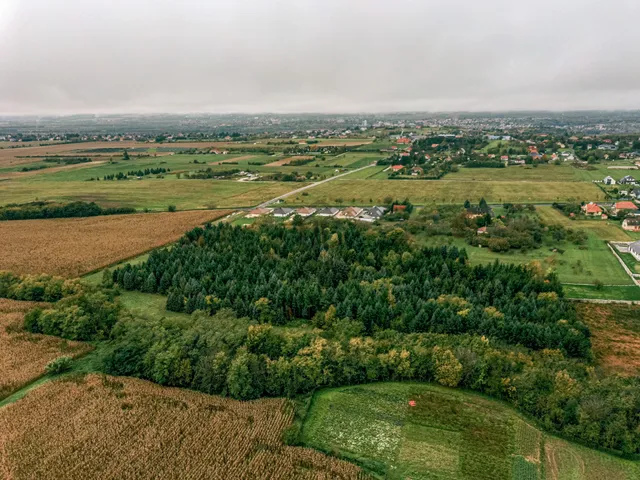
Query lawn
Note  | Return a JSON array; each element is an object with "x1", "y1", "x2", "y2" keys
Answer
[
  {"x1": 282, "y1": 180, "x2": 604, "y2": 206},
  {"x1": 301, "y1": 383, "x2": 639, "y2": 480},
  {"x1": 537, "y1": 207, "x2": 633, "y2": 242}
]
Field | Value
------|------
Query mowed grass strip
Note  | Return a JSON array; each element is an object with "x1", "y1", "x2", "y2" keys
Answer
[
  {"x1": 0, "y1": 210, "x2": 232, "y2": 277},
  {"x1": 301, "y1": 383, "x2": 640, "y2": 480},
  {"x1": 0, "y1": 299, "x2": 91, "y2": 399},
  {"x1": 0, "y1": 374, "x2": 369, "y2": 480},
  {"x1": 283, "y1": 180, "x2": 605, "y2": 206}
]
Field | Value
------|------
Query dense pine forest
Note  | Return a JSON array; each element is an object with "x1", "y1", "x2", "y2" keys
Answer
[{"x1": 113, "y1": 221, "x2": 590, "y2": 358}]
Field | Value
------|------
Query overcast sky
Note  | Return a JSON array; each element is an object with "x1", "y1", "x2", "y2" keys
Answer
[{"x1": 1, "y1": 0, "x2": 639, "y2": 114}]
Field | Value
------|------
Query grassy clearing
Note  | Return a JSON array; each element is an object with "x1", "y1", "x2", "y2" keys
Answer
[
  {"x1": 575, "y1": 303, "x2": 640, "y2": 376},
  {"x1": 417, "y1": 233, "x2": 632, "y2": 286},
  {"x1": 301, "y1": 383, "x2": 639, "y2": 480},
  {"x1": 283, "y1": 180, "x2": 604, "y2": 206}
]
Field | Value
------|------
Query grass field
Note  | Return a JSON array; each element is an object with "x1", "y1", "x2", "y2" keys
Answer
[
  {"x1": 0, "y1": 299, "x2": 91, "y2": 399},
  {"x1": 418, "y1": 233, "x2": 632, "y2": 286},
  {"x1": 575, "y1": 303, "x2": 640, "y2": 376},
  {"x1": 0, "y1": 177, "x2": 299, "y2": 210},
  {"x1": 283, "y1": 180, "x2": 605, "y2": 206},
  {"x1": 0, "y1": 374, "x2": 368, "y2": 480},
  {"x1": 0, "y1": 210, "x2": 232, "y2": 277},
  {"x1": 301, "y1": 383, "x2": 640, "y2": 480},
  {"x1": 563, "y1": 285, "x2": 640, "y2": 301}
]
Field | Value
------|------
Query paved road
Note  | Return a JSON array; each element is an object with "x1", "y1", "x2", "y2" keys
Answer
[
  {"x1": 607, "y1": 242, "x2": 640, "y2": 287},
  {"x1": 257, "y1": 163, "x2": 376, "y2": 208}
]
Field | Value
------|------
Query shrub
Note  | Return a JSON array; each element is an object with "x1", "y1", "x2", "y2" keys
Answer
[{"x1": 45, "y1": 356, "x2": 73, "y2": 375}]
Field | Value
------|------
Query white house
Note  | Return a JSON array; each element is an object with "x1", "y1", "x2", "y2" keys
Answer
[
  {"x1": 603, "y1": 176, "x2": 616, "y2": 185},
  {"x1": 630, "y1": 240, "x2": 640, "y2": 261}
]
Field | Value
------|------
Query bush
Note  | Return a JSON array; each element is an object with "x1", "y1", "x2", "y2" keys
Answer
[
  {"x1": 45, "y1": 356, "x2": 73, "y2": 375},
  {"x1": 167, "y1": 205, "x2": 177, "y2": 212}
]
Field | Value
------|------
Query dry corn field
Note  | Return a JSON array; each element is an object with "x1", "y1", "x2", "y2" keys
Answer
[
  {"x1": 0, "y1": 299, "x2": 91, "y2": 399},
  {"x1": 0, "y1": 374, "x2": 368, "y2": 480},
  {"x1": 0, "y1": 210, "x2": 232, "y2": 277}
]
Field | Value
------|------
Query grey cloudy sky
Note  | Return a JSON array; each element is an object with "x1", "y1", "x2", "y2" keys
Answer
[{"x1": 1, "y1": 0, "x2": 639, "y2": 114}]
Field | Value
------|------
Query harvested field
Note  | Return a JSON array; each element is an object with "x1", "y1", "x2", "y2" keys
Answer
[
  {"x1": 0, "y1": 374, "x2": 368, "y2": 480},
  {"x1": 266, "y1": 156, "x2": 314, "y2": 167},
  {"x1": 0, "y1": 210, "x2": 232, "y2": 277},
  {"x1": 0, "y1": 299, "x2": 91, "y2": 399},
  {"x1": 576, "y1": 303, "x2": 640, "y2": 376}
]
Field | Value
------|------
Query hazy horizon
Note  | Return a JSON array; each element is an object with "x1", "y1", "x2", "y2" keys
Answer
[{"x1": 2, "y1": 0, "x2": 639, "y2": 115}]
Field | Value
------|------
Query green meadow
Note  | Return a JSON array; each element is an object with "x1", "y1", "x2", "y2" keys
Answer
[{"x1": 301, "y1": 383, "x2": 640, "y2": 480}]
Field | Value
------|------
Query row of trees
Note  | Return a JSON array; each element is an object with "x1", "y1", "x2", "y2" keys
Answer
[
  {"x1": 0, "y1": 201, "x2": 135, "y2": 221},
  {"x1": 112, "y1": 221, "x2": 590, "y2": 357}
]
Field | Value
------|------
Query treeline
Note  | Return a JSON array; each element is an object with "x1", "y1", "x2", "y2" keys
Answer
[
  {"x1": 0, "y1": 201, "x2": 135, "y2": 221},
  {"x1": 184, "y1": 168, "x2": 240, "y2": 179},
  {"x1": 112, "y1": 221, "x2": 590, "y2": 357},
  {"x1": 103, "y1": 167, "x2": 168, "y2": 180},
  {"x1": 464, "y1": 161, "x2": 505, "y2": 168},
  {"x1": 100, "y1": 308, "x2": 640, "y2": 456},
  {"x1": 43, "y1": 156, "x2": 91, "y2": 165}
]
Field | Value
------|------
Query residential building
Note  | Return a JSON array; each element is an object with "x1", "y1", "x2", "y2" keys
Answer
[
  {"x1": 316, "y1": 207, "x2": 340, "y2": 217},
  {"x1": 630, "y1": 188, "x2": 640, "y2": 199},
  {"x1": 630, "y1": 240, "x2": 640, "y2": 261},
  {"x1": 619, "y1": 175, "x2": 637, "y2": 185},
  {"x1": 612, "y1": 201, "x2": 638, "y2": 216},
  {"x1": 390, "y1": 165, "x2": 404, "y2": 173},
  {"x1": 622, "y1": 218, "x2": 640, "y2": 232},
  {"x1": 295, "y1": 207, "x2": 316, "y2": 217},
  {"x1": 581, "y1": 202, "x2": 602, "y2": 216},
  {"x1": 603, "y1": 176, "x2": 616, "y2": 185},
  {"x1": 246, "y1": 207, "x2": 272, "y2": 218},
  {"x1": 272, "y1": 207, "x2": 294, "y2": 218},
  {"x1": 357, "y1": 206, "x2": 387, "y2": 223},
  {"x1": 336, "y1": 207, "x2": 364, "y2": 219}
]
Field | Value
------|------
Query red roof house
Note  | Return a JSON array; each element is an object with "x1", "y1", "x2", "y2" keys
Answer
[
  {"x1": 390, "y1": 165, "x2": 404, "y2": 172},
  {"x1": 581, "y1": 202, "x2": 602, "y2": 216},
  {"x1": 613, "y1": 201, "x2": 638, "y2": 215}
]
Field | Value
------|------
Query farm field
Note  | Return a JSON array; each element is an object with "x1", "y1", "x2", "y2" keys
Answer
[
  {"x1": 0, "y1": 177, "x2": 299, "y2": 210},
  {"x1": 301, "y1": 383, "x2": 640, "y2": 480},
  {"x1": 0, "y1": 210, "x2": 232, "y2": 277},
  {"x1": 0, "y1": 299, "x2": 91, "y2": 399},
  {"x1": 283, "y1": 180, "x2": 605, "y2": 206},
  {"x1": 576, "y1": 303, "x2": 640, "y2": 376},
  {"x1": 0, "y1": 374, "x2": 368, "y2": 480}
]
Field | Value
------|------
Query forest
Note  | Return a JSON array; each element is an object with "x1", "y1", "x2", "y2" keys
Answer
[
  {"x1": 112, "y1": 220, "x2": 590, "y2": 357},
  {"x1": 6, "y1": 270, "x2": 638, "y2": 456}
]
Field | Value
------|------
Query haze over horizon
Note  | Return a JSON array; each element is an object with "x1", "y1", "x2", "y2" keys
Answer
[{"x1": 1, "y1": 0, "x2": 639, "y2": 115}]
